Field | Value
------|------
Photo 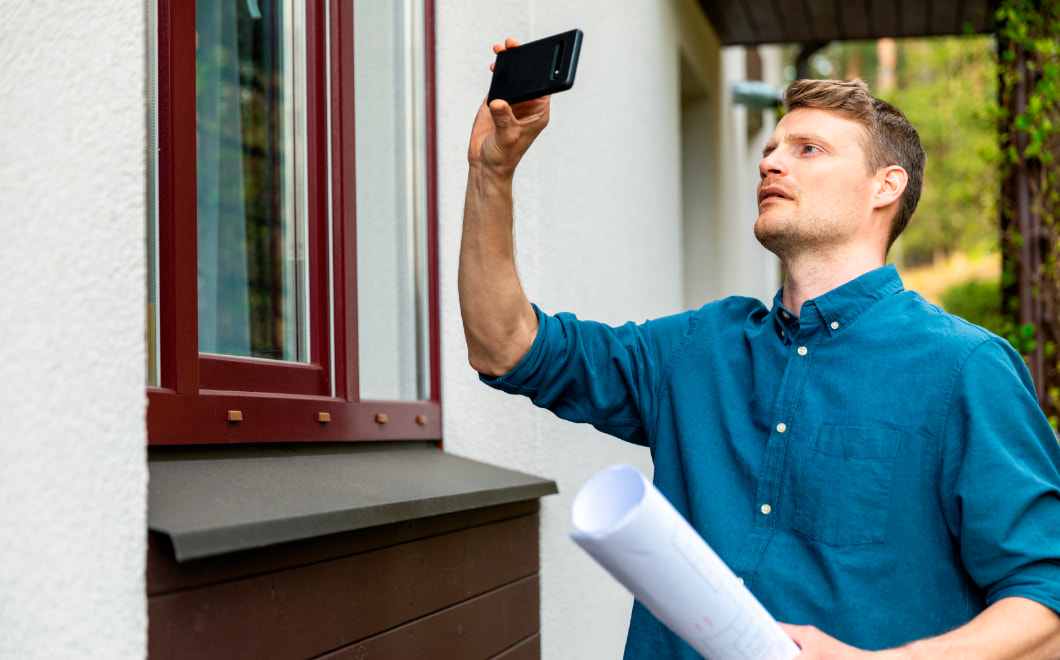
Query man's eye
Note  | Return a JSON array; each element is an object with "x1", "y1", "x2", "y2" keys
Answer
[{"x1": 800, "y1": 145, "x2": 820, "y2": 154}]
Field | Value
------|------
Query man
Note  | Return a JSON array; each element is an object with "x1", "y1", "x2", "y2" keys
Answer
[{"x1": 460, "y1": 38, "x2": 1060, "y2": 658}]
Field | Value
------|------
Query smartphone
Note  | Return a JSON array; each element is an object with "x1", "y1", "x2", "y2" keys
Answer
[{"x1": 488, "y1": 29, "x2": 583, "y2": 105}]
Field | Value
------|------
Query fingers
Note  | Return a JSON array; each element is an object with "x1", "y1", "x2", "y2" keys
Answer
[
  {"x1": 490, "y1": 37, "x2": 522, "y2": 71},
  {"x1": 493, "y1": 37, "x2": 521, "y2": 54},
  {"x1": 777, "y1": 623, "x2": 873, "y2": 659},
  {"x1": 489, "y1": 95, "x2": 550, "y2": 126},
  {"x1": 777, "y1": 623, "x2": 805, "y2": 647},
  {"x1": 469, "y1": 94, "x2": 549, "y2": 176},
  {"x1": 487, "y1": 97, "x2": 544, "y2": 141}
]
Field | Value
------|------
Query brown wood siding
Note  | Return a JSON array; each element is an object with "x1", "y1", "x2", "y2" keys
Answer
[
  {"x1": 492, "y1": 635, "x2": 541, "y2": 660},
  {"x1": 148, "y1": 501, "x2": 542, "y2": 659},
  {"x1": 316, "y1": 576, "x2": 539, "y2": 659}
]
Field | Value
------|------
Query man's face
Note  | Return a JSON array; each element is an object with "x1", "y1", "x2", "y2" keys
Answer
[{"x1": 754, "y1": 107, "x2": 879, "y2": 258}]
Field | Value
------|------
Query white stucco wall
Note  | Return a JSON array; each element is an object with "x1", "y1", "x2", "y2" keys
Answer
[
  {"x1": 436, "y1": 0, "x2": 778, "y2": 656},
  {"x1": 0, "y1": 0, "x2": 776, "y2": 655},
  {"x1": 0, "y1": 3, "x2": 147, "y2": 658}
]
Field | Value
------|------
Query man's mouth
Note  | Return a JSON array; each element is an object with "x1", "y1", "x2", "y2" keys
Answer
[{"x1": 758, "y1": 186, "x2": 792, "y2": 204}]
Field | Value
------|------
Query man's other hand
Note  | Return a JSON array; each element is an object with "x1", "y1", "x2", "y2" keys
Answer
[{"x1": 780, "y1": 623, "x2": 883, "y2": 659}]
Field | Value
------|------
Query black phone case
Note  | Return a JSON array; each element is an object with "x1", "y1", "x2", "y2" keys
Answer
[{"x1": 488, "y1": 29, "x2": 583, "y2": 105}]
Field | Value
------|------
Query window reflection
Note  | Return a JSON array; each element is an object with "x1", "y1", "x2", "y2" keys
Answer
[{"x1": 196, "y1": 0, "x2": 307, "y2": 362}]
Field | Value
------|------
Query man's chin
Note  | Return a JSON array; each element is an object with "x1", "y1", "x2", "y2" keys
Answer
[
  {"x1": 753, "y1": 214, "x2": 783, "y2": 244},
  {"x1": 754, "y1": 219, "x2": 799, "y2": 257},
  {"x1": 754, "y1": 206, "x2": 787, "y2": 227}
]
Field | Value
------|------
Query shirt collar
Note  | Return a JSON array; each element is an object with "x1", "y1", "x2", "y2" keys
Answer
[{"x1": 771, "y1": 265, "x2": 904, "y2": 340}]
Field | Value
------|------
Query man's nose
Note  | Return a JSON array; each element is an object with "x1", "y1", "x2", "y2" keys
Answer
[{"x1": 759, "y1": 150, "x2": 786, "y2": 179}]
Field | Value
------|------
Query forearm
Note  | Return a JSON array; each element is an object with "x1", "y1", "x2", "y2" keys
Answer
[
  {"x1": 458, "y1": 165, "x2": 538, "y2": 377},
  {"x1": 883, "y1": 597, "x2": 1060, "y2": 660}
]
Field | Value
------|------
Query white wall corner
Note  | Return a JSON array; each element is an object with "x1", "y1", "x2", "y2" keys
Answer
[{"x1": 0, "y1": 2, "x2": 148, "y2": 658}]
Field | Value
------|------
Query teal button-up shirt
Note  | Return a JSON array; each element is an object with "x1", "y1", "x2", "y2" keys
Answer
[{"x1": 485, "y1": 266, "x2": 1060, "y2": 656}]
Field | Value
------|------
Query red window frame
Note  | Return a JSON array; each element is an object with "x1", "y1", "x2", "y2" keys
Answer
[{"x1": 148, "y1": 0, "x2": 441, "y2": 445}]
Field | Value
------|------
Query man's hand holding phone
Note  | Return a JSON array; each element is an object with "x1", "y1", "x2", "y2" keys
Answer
[
  {"x1": 469, "y1": 31, "x2": 581, "y2": 179},
  {"x1": 488, "y1": 29, "x2": 582, "y2": 105},
  {"x1": 469, "y1": 38, "x2": 553, "y2": 181}
]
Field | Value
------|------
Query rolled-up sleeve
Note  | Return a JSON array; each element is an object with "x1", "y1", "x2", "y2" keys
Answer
[{"x1": 940, "y1": 336, "x2": 1060, "y2": 615}]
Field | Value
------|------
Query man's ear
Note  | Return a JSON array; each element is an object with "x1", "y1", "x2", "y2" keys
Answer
[{"x1": 872, "y1": 165, "x2": 907, "y2": 211}]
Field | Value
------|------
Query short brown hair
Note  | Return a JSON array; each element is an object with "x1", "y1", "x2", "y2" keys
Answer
[{"x1": 784, "y1": 78, "x2": 925, "y2": 249}]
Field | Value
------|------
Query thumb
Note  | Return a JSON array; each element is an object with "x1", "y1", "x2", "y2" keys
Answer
[{"x1": 488, "y1": 99, "x2": 514, "y2": 130}]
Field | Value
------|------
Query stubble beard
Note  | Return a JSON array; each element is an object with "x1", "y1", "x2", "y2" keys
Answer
[
  {"x1": 754, "y1": 203, "x2": 855, "y2": 264},
  {"x1": 754, "y1": 208, "x2": 818, "y2": 261}
]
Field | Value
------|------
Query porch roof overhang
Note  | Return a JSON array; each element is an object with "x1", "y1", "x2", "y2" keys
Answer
[{"x1": 699, "y1": 0, "x2": 1001, "y2": 46}]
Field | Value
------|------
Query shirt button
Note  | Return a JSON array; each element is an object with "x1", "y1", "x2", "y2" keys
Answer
[
  {"x1": 797, "y1": 346, "x2": 808, "y2": 356},
  {"x1": 830, "y1": 321, "x2": 840, "y2": 330},
  {"x1": 760, "y1": 504, "x2": 772, "y2": 515},
  {"x1": 781, "y1": 311, "x2": 790, "y2": 319},
  {"x1": 776, "y1": 422, "x2": 787, "y2": 433},
  {"x1": 737, "y1": 577, "x2": 745, "y2": 584}
]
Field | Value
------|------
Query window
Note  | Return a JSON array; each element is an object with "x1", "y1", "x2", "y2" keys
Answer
[{"x1": 147, "y1": 0, "x2": 439, "y2": 444}]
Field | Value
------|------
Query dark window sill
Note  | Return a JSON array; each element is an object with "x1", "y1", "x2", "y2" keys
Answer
[{"x1": 148, "y1": 441, "x2": 557, "y2": 562}]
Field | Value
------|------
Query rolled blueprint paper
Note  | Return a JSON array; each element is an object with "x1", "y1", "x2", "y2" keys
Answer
[{"x1": 570, "y1": 464, "x2": 801, "y2": 660}]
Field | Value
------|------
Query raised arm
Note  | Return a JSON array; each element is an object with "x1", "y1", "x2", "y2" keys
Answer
[{"x1": 459, "y1": 39, "x2": 550, "y2": 377}]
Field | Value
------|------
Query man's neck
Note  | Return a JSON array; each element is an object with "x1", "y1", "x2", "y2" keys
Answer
[{"x1": 780, "y1": 248, "x2": 886, "y2": 317}]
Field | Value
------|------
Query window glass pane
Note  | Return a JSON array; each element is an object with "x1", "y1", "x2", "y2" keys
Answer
[
  {"x1": 196, "y1": 0, "x2": 308, "y2": 361},
  {"x1": 354, "y1": 0, "x2": 430, "y2": 401}
]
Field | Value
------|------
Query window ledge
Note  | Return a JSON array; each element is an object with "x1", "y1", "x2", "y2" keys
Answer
[{"x1": 148, "y1": 442, "x2": 558, "y2": 562}]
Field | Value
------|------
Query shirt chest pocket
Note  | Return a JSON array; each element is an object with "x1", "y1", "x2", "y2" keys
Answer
[{"x1": 794, "y1": 425, "x2": 902, "y2": 546}]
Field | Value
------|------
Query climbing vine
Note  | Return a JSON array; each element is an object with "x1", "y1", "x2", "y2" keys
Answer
[{"x1": 995, "y1": 0, "x2": 1060, "y2": 424}]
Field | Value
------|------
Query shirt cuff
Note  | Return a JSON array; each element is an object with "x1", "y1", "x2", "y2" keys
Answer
[{"x1": 479, "y1": 303, "x2": 550, "y2": 395}]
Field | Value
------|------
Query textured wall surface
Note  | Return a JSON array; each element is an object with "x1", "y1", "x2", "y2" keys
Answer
[
  {"x1": 435, "y1": 0, "x2": 778, "y2": 656},
  {"x1": 0, "y1": 2, "x2": 147, "y2": 658},
  {"x1": 0, "y1": 0, "x2": 774, "y2": 656}
]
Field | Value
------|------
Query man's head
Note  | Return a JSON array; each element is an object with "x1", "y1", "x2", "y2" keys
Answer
[{"x1": 782, "y1": 78, "x2": 925, "y2": 248}]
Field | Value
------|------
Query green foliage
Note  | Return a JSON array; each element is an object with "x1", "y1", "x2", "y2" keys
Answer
[
  {"x1": 940, "y1": 278, "x2": 1007, "y2": 333},
  {"x1": 882, "y1": 38, "x2": 1000, "y2": 266},
  {"x1": 993, "y1": 0, "x2": 1060, "y2": 421}
]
